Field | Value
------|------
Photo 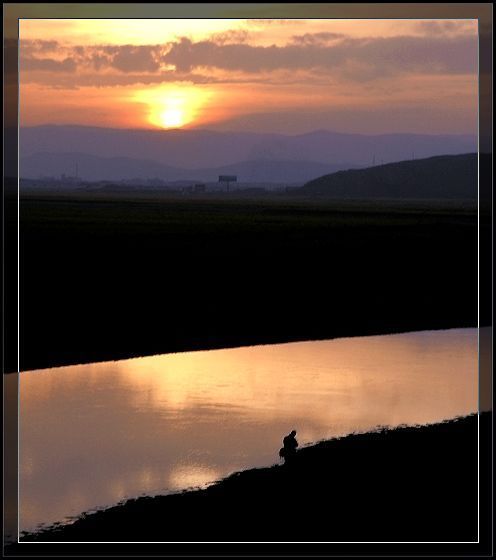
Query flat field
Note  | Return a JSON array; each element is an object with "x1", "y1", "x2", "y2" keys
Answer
[{"x1": 11, "y1": 193, "x2": 485, "y2": 372}]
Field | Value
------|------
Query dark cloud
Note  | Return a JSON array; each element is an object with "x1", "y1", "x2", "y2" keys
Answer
[
  {"x1": 21, "y1": 43, "x2": 164, "y2": 75},
  {"x1": 163, "y1": 38, "x2": 273, "y2": 73},
  {"x1": 90, "y1": 53, "x2": 112, "y2": 71},
  {"x1": 291, "y1": 32, "x2": 344, "y2": 45},
  {"x1": 208, "y1": 29, "x2": 250, "y2": 45},
  {"x1": 19, "y1": 29, "x2": 477, "y2": 88},
  {"x1": 109, "y1": 45, "x2": 161, "y2": 72},
  {"x1": 20, "y1": 56, "x2": 77, "y2": 73},
  {"x1": 162, "y1": 33, "x2": 477, "y2": 78},
  {"x1": 34, "y1": 39, "x2": 59, "y2": 51},
  {"x1": 21, "y1": 69, "x2": 219, "y2": 89},
  {"x1": 21, "y1": 39, "x2": 60, "y2": 55},
  {"x1": 88, "y1": 45, "x2": 162, "y2": 72}
]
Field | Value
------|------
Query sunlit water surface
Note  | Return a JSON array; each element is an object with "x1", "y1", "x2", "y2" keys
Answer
[{"x1": 20, "y1": 329, "x2": 478, "y2": 534}]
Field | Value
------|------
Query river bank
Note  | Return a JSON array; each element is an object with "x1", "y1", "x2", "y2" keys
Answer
[{"x1": 19, "y1": 412, "x2": 487, "y2": 544}]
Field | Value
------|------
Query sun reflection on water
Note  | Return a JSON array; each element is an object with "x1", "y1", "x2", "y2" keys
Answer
[{"x1": 19, "y1": 329, "x2": 478, "y2": 534}]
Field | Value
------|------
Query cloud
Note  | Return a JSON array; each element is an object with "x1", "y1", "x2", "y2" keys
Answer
[
  {"x1": 21, "y1": 43, "x2": 164, "y2": 75},
  {"x1": 20, "y1": 39, "x2": 60, "y2": 55},
  {"x1": 20, "y1": 56, "x2": 77, "y2": 73},
  {"x1": 290, "y1": 32, "x2": 345, "y2": 45},
  {"x1": 90, "y1": 53, "x2": 112, "y2": 71},
  {"x1": 20, "y1": 69, "x2": 219, "y2": 89},
  {"x1": 19, "y1": 29, "x2": 477, "y2": 89},
  {"x1": 110, "y1": 45, "x2": 161, "y2": 72},
  {"x1": 91, "y1": 44, "x2": 162, "y2": 72},
  {"x1": 208, "y1": 29, "x2": 250, "y2": 45},
  {"x1": 162, "y1": 33, "x2": 477, "y2": 78}
]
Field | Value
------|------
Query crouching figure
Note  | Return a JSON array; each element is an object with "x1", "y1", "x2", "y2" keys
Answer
[{"x1": 279, "y1": 430, "x2": 298, "y2": 464}]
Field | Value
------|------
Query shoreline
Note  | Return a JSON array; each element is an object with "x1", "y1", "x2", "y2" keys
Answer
[
  {"x1": 18, "y1": 412, "x2": 486, "y2": 544},
  {"x1": 12, "y1": 321, "x2": 477, "y2": 374}
]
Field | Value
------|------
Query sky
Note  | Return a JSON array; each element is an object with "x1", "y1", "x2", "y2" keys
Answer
[{"x1": 19, "y1": 18, "x2": 478, "y2": 135}]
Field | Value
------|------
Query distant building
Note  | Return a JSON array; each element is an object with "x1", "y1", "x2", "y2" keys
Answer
[
  {"x1": 218, "y1": 175, "x2": 237, "y2": 192},
  {"x1": 194, "y1": 183, "x2": 206, "y2": 193}
]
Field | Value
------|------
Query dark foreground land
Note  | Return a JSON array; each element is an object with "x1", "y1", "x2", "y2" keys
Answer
[
  {"x1": 19, "y1": 413, "x2": 487, "y2": 544},
  {"x1": 5, "y1": 192, "x2": 489, "y2": 372}
]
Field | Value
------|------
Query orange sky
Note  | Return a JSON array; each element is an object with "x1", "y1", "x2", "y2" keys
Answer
[{"x1": 19, "y1": 18, "x2": 478, "y2": 134}]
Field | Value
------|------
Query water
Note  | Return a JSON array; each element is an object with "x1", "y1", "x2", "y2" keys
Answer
[{"x1": 19, "y1": 328, "x2": 478, "y2": 534}]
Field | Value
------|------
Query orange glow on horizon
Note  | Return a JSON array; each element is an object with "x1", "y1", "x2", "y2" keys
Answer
[{"x1": 18, "y1": 18, "x2": 478, "y2": 134}]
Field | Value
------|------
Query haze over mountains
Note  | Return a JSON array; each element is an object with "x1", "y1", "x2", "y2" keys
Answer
[
  {"x1": 20, "y1": 125, "x2": 476, "y2": 184},
  {"x1": 20, "y1": 152, "x2": 355, "y2": 185}
]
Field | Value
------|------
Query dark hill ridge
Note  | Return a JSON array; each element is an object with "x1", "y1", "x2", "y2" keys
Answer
[{"x1": 300, "y1": 153, "x2": 479, "y2": 200}]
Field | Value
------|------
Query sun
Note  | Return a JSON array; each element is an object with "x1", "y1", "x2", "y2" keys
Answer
[
  {"x1": 135, "y1": 86, "x2": 212, "y2": 129},
  {"x1": 161, "y1": 107, "x2": 184, "y2": 128}
]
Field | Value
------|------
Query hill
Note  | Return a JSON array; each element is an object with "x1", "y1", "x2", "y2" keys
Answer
[
  {"x1": 299, "y1": 153, "x2": 479, "y2": 200},
  {"x1": 20, "y1": 125, "x2": 476, "y2": 170},
  {"x1": 19, "y1": 152, "x2": 355, "y2": 185}
]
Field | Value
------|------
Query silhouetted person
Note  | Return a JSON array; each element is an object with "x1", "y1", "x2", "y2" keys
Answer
[{"x1": 279, "y1": 430, "x2": 298, "y2": 464}]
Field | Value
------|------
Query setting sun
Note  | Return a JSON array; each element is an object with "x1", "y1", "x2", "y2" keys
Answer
[
  {"x1": 134, "y1": 87, "x2": 213, "y2": 129},
  {"x1": 18, "y1": 17, "x2": 478, "y2": 134},
  {"x1": 161, "y1": 107, "x2": 184, "y2": 128}
]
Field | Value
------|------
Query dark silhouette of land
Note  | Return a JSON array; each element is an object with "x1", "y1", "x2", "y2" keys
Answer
[
  {"x1": 8, "y1": 189, "x2": 487, "y2": 373},
  {"x1": 4, "y1": 151, "x2": 489, "y2": 373},
  {"x1": 18, "y1": 154, "x2": 488, "y2": 205},
  {"x1": 4, "y1": 144, "x2": 490, "y2": 553},
  {"x1": 298, "y1": 153, "x2": 481, "y2": 200},
  {"x1": 17, "y1": 413, "x2": 487, "y2": 544}
]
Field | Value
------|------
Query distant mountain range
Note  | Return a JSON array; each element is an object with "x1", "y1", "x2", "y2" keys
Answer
[
  {"x1": 18, "y1": 152, "x2": 486, "y2": 205},
  {"x1": 19, "y1": 152, "x2": 356, "y2": 185},
  {"x1": 298, "y1": 153, "x2": 480, "y2": 200},
  {"x1": 20, "y1": 125, "x2": 476, "y2": 181}
]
